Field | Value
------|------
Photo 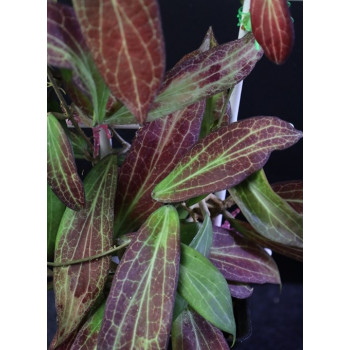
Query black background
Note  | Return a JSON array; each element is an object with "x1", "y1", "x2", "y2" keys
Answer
[{"x1": 48, "y1": 1, "x2": 303, "y2": 349}]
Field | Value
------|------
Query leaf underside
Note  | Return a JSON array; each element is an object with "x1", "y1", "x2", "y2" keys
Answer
[
  {"x1": 153, "y1": 116, "x2": 302, "y2": 202},
  {"x1": 251, "y1": 0, "x2": 294, "y2": 64},
  {"x1": 72, "y1": 0, "x2": 165, "y2": 124},
  {"x1": 228, "y1": 282, "x2": 254, "y2": 299},
  {"x1": 47, "y1": 113, "x2": 85, "y2": 210},
  {"x1": 51, "y1": 155, "x2": 117, "y2": 348},
  {"x1": 114, "y1": 101, "x2": 205, "y2": 236},
  {"x1": 98, "y1": 206, "x2": 180, "y2": 350}
]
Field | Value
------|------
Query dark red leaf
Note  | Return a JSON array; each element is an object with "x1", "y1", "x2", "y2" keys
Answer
[
  {"x1": 114, "y1": 101, "x2": 204, "y2": 235},
  {"x1": 73, "y1": 0, "x2": 165, "y2": 124},
  {"x1": 228, "y1": 282, "x2": 254, "y2": 299},
  {"x1": 251, "y1": 0, "x2": 294, "y2": 64},
  {"x1": 272, "y1": 180, "x2": 303, "y2": 214}
]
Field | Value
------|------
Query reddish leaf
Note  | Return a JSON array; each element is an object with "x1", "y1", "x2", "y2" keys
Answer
[
  {"x1": 49, "y1": 331, "x2": 77, "y2": 350},
  {"x1": 114, "y1": 101, "x2": 205, "y2": 235},
  {"x1": 73, "y1": 0, "x2": 165, "y2": 124},
  {"x1": 153, "y1": 116, "x2": 302, "y2": 202},
  {"x1": 47, "y1": 113, "x2": 85, "y2": 210},
  {"x1": 51, "y1": 155, "x2": 117, "y2": 348},
  {"x1": 229, "y1": 219, "x2": 303, "y2": 261},
  {"x1": 98, "y1": 206, "x2": 180, "y2": 350},
  {"x1": 172, "y1": 308, "x2": 230, "y2": 350},
  {"x1": 105, "y1": 32, "x2": 263, "y2": 125},
  {"x1": 272, "y1": 180, "x2": 303, "y2": 214},
  {"x1": 209, "y1": 226, "x2": 281, "y2": 285},
  {"x1": 228, "y1": 282, "x2": 254, "y2": 299},
  {"x1": 251, "y1": 0, "x2": 294, "y2": 64}
]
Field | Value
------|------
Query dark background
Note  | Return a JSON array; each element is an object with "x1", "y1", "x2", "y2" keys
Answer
[{"x1": 48, "y1": 1, "x2": 303, "y2": 348}]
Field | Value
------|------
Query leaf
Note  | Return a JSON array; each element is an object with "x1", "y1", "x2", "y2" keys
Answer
[
  {"x1": 229, "y1": 219, "x2": 303, "y2": 261},
  {"x1": 114, "y1": 101, "x2": 204, "y2": 235},
  {"x1": 228, "y1": 282, "x2": 254, "y2": 299},
  {"x1": 47, "y1": 112, "x2": 85, "y2": 210},
  {"x1": 97, "y1": 206, "x2": 180, "y2": 350},
  {"x1": 71, "y1": 301, "x2": 106, "y2": 350},
  {"x1": 209, "y1": 226, "x2": 281, "y2": 284},
  {"x1": 172, "y1": 293, "x2": 188, "y2": 322},
  {"x1": 153, "y1": 116, "x2": 302, "y2": 202},
  {"x1": 47, "y1": 184, "x2": 66, "y2": 262},
  {"x1": 178, "y1": 244, "x2": 236, "y2": 337},
  {"x1": 47, "y1": 2, "x2": 110, "y2": 124},
  {"x1": 271, "y1": 180, "x2": 303, "y2": 214},
  {"x1": 51, "y1": 155, "x2": 117, "y2": 348},
  {"x1": 189, "y1": 214, "x2": 213, "y2": 257},
  {"x1": 172, "y1": 308, "x2": 230, "y2": 350},
  {"x1": 180, "y1": 222, "x2": 200, "y2": 245},
  {"x1": 68, "y1": 129, "x2": 91, "y2": 160},
  {"x1": 72, "y1": 0, "x2": 165, "y2": 124},
  {"x1": 105, "y1": 32, "x2": 263, "y2": 125},
  {"x1": 251, "y1": 0, "x2": 294, "y2": 64},
  {"x1": 229, "y1": 169, "x2": 303, "y2": 247}
]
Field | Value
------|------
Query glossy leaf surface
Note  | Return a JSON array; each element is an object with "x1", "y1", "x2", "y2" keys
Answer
[
  {"x1": 178, "y1": 244, "x2": 235, "y2": 337},
  {"x1": 228, "y1": 282, "x2": 254, "y2": 299},
  {"x1": 98, "y1": 206, "x2": 180, "y2": 350},
  {"x1": 105, "y1": 32, "x2": 263, "y2": 125},
  {"x1": 153, "y1": 116, "x2": 302, "y2": 202},
  {"x1": 251, "y1": 0, "x2": 294, "y2": 64},
  {"x1": 47, "y1": 2, "x2": 110, "y2": 124},
  {"x1": 272, "y1": 180, "x2": 303, "y2": 214},
  {"x1": 189, "y1": 214, "x2": 213, "y2": 257},
  {"x1": 52, "y1": 155, "x2": 117, "y2": 348},
  {"x1": 71, "y1": 301, "x2": 105, "y2": 350},
  {"x1": 114, "y1": 101, "x2": 204, "y2": 235},
  {"x1": 172, "y1": 308, "x2": 229, "y2": 350},
  {"x1": 229, "y1": 219, "x2": 303, "y2": 261},
  {"x1": 73, "y1": 0, "x2": 165, "y2": 124},
  {"x1": 47, "y1": 113, "x2": 85, "y2": 210},
  {"x1": 229, "y1": 169, "x2": 303, "y2": 247},
  {"x1": 47, "y1": 184, "x2": 66, "y2": 261},
  {"x1": 209, "y1": 226, "x2": 281, "y2": 284}
]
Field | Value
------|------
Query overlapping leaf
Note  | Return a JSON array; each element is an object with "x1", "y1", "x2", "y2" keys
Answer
[
  {"x1": 47, "y1": 184, "x2": 66, "y2": 261},
  {"x1": 229, "y1": 169, "x2": 303, "y2": 247},
  {"x1": 153, "y1": 116, "x2": 302, "y2": 202},
  {"x1": 71, "y1": 301, "x2": 105, "y2": 350},
  {"x1": 251, "y1": 0, "x2": 294, "y2": 64},
  {"x1": 228, "y1": 282, "x2": 254, "y2": 299},
  {"x1": 114, "y1": 101, "x2": 204, "y2": 235},
  {"x1": 47, "y1": 1, "x2": 110, "y2": 124},
  {"x1": 209, "y1": 226, "x2": 280, "y2": 284},
  {"x1": 98, "y1": 206, "x2": 180, "y2": 350},
  {"x1": 189, "y1": 214, "x2": 213, "y2": 257},
  {"x1": 47, "y1": 112, "x2": 85, "y2": 210},
  {"x1": 51, "y1": 155, "x2": 117, "y2": 348},
  {"x1": 272, "y1": 180, "x2": 303, "y2": 214},
  {"x1": 105, "y1": 32, "x2": 263, "y2": 125},
  {"x1": 229, "y1": 219, "x2": 303, "y2": 261},
  {"x1": 72, "y1": 0, "x2": 165, "y2": 124},
  {"x1": 172, "y1": 308, "x2": 229, "y2": 350},
  {"x1": 178, "y1": 244, "x2": 236, "y2": 337}
]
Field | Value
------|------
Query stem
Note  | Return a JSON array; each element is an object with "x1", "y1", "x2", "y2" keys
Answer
[
  {"x1": 47, "y1": 67, "x2": 94, "y2": 153},
  {"x1": 213, "y1": 0, "x2": 251, "y2": 227},
  {"x1": 99, "y1": 127, "x2": 112, "y2": 158},
  {"x1": 199, "y1": 199, "x2": 211, "y2": 219},
  {"x1": 109, "y1": 126, "x2": 131, "y2": 154},
  {"x1": 47, "y1": 240, "x2": 131, "y2": 268}
]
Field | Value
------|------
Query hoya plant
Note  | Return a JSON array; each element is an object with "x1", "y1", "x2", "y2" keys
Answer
[{"x1": 47, "y1": 0, "x2": 302, "y2": 349}]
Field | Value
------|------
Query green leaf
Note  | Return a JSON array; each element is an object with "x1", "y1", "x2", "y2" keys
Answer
[
  {"x1": 271, "y1": 180, "x2": 303, "y2": 214},
  {"x1": 172, "y1": 293, "x2": 188, "y2": 322},
  {"x1": 152, "y1": 116, "x2": 302, "y2": 203},
  {"x1": 180, "y1": 222, "x2": 200, "y2": 245},
  {"x1": 189, "y1": 214, "x2": 213, "y2": 257},
  {"x1": 229, "y1": 169, "x2": 303, "y2": 247},
  {"x1": 68, "y1": 129, "x2": 91, "y2": 160},
  {"x1": 178, "y1": 244, "x2": 236, "y2": 338},
  {"x1": 47, "y1": 184, "x2": 66, "y2": 262},
  {"x1": 47, "y1": 112, "x2": 85, "y2": 210},
  {"x1": 51, "y1": 155, "x2": 117, "y2": 348},
  {"x1": 98, "y1": 206, "x2": 180, "y2": 350}
]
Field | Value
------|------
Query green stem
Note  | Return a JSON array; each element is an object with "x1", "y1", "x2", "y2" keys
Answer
[{"x1": 47, "y1": 240, "x2": 131, "y2": 268}]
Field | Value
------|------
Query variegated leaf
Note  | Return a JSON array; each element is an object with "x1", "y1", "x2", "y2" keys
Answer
[
  {"x1": 153, "y1": 116, "x2": 302, "y2": 202},
  {"x1": 98, "y1": 206, "x2": 180, "y2": 350},
  {"x1": 51, "y1": 155, "x2": 117, "y2": 348},
  {"x1": 73, "y1": 0, "x2": 165, "y2": 124},
  {"x1": 47, "y1": 112, "x2": 85, "y2": 210},
  {"x1": 114, "y1": 101, "x2": 204, "y2": 236}
]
